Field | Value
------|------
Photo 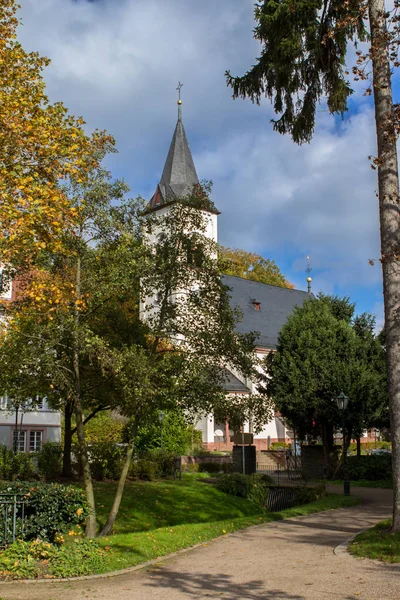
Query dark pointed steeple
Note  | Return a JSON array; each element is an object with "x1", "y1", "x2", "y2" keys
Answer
[{"x1": 149, "y1": 92, "x2": 200, "y2": 210}]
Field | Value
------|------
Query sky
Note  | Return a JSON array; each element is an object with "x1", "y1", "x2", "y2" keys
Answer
[{"x1": 16, "y1": 0, "x2": 392, "y2": 326}]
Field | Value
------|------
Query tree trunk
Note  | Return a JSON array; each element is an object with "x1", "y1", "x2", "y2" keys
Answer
[
  {"x1": 356, "y1": 436, "x2": 361, "y2": 458},
  {"x1": 98, "y1": 431, "x2": 136, "y2": 537},
  {"x1": 73, "y1": 254, "x2": 97, "y2": 538},
  {"x1": 62, "y1": 400, "x2": 74, "y2": 478},
  {"x1": 368, "y1": 0, "x2": 400, "y2": 532}
]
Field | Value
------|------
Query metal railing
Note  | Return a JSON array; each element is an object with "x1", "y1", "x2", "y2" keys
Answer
[
  {"x1": 267, "y1": 487, "x2": 302, "y2": 512},
  {"x1": 0, "y1": 495, "x2": 25, "y2": 548},
  {"x1": 256, "y1": 462, "x2": 306, "y2": 486}
]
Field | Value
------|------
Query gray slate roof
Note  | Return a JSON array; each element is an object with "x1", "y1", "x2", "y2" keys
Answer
[
  {"x1": 149, "y1": 115, "x2": 199, "y2": 209},
  {"x1": 222, "y1": 275, "x2": 310, "y2": 349},
  {"x1": 221, "y1": 369, "x2": 249, "y2": 393}
]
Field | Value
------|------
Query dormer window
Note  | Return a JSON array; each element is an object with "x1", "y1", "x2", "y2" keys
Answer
[{"x1": 252, "y1": 300, "x2": 261, "y2": 311}]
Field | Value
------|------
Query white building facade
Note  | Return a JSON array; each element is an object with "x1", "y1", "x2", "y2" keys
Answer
[
  {"x1": 0, "y1": 280, "x2": 62, "y2": 452},
  {"x1": 144, "y1": 100, "x2": 310, "y2": 451}
]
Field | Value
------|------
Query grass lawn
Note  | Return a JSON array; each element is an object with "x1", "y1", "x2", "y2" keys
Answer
[
  {"x1": 93, "y1": 476, "x2": 360, "y2": 574},
  {"x1": 349, "y1": 519, "x2": 400, "y2": 562},
  {"x1": 329, "y1": 479, "x2": 393, "y2": 489}
]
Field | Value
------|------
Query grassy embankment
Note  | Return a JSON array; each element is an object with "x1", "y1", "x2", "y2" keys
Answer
[
  {"x1": 93, "y1": 475, "x2": 360, "y2": 573},
  {"x1": 349, "y1": 520, "x2": 400, "y2": 563}
]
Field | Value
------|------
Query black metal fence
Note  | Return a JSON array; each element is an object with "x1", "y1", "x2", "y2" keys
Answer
[
  {"x1": 257, "y1": 455, "x2": 326, "y2": 488},
  {"x1": 256, "y1": 462, "x2": 308, "y2": 486},
  {"x1": 266, "y1": 487, "x2": 303, "y2": 512},
  {"x1": 0, "y1": 495, "x2": 26, "y2": 548}
]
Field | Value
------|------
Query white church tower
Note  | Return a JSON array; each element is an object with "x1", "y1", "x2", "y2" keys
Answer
[
  {"x1": 141, "y1": 90, "x2": 220, "y2": 322},
  {"x1": 147, "y1": 91, "x2": 219, "y2": 243}
]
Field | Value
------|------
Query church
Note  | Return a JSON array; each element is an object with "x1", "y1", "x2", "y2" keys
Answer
[{"x1": 145, "y1": 97, "x2": 310, "y2": 451}]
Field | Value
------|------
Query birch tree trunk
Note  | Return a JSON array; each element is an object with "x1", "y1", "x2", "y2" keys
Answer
[
  {"x1": 98, "y1": 430, "x2": 136, "y2": 537},
  {"x1": 369, "y1": 0, "x2": 400, "y2": 532},
  {"x1": 73, "y1": 254, "x2": 97, "y2": 538}
]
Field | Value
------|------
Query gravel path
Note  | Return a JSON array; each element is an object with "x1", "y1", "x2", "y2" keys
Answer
[{"x1": 1, "y1": 486, "x2": 398, "y2": 600}]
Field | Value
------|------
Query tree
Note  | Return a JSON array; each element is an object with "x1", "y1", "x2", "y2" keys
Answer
[
  {"x1": 0, "y1": 1, "x2": 112, "y2": 286},
  {"x1": 1, "y1": 182, "x2": 270, "y2": 537},
  {"x1": 219, "y1": 246, "x2": 293, "y2": 288},
  {"x1": 98, "y1": 186, "x2": 272, "y2": 536},
  {"x1": 1, "y1": 143, "x2": 142, "y2": 537},
  {"x1": 265, "y1": 295, "x2": 387, "y2": 467},
  {"x1": 226, "y1": 0, "x2": 400, "y2": 531}
]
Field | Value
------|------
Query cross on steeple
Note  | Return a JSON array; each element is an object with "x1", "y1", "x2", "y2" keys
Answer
[{"x1": 176, "y1": 81, "x2": 183, "y2": 101}]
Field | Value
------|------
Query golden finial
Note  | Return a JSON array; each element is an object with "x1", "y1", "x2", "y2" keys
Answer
[{"x1": 306, "y1": 256, "x2": 312, "y2": 294}]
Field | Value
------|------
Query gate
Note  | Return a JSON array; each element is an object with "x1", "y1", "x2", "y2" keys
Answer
[{"x1": 0, "y1": 495, "x2": 26, "y2": 548}]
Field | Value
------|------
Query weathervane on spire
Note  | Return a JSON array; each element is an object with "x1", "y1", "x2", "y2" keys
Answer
[
  {"x1": 306, "y1": 256, "x2": 312, "y2": 294},
  {"x1": 176, "y1": 81, "x2": 183, "y2": 119}
]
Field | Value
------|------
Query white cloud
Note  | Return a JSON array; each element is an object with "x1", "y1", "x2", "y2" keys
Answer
[{"x1": 16, "y1": 0, "x2": 388, "y2": 306}]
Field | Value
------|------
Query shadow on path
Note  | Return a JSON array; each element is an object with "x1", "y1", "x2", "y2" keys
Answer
[{"x1": 144, "y1": 569, "x2": 305, "y2": 600}]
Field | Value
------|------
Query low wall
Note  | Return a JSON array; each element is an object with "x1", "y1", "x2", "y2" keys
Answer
[
  {"x1": 203, "y1": 438, "x2": 290, "y2": 452},
  {"x1": 181, "y1": 455, "x2": 232, "y2": 467}
]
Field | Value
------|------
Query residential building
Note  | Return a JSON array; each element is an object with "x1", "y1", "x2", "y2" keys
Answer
[{"x1": 0, "y1": 280, "x2": 61, "y2": 452}]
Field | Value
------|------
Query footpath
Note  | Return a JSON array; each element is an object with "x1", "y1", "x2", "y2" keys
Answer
[{"x1": 0, "y1": 486, "x2": 397, "y2": 600}]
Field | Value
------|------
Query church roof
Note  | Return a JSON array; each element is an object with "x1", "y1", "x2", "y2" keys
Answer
[
  {"x1": 149, "y1": 103, "x2": 219, "y2": 214},
  {"x1": 223, "y1": 275, "x2": 310, "y2": 349},
  {"x1": 149, "y1": 107, "x2": 200, "y2": 209}
]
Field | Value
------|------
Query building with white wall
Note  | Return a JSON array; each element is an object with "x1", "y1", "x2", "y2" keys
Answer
[
  {"x1": 144, "y1": 99, "x2": 310, "y2": 450},
  {"x1": 0, "y1": 279, "x2": 61, "y2": 452}
]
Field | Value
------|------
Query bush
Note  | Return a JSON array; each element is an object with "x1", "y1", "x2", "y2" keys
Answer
[
  {"x1": 221, "y1": 462, "x2": 233, "y2": 474},
  {"x1": 131, "y1": 458, "x2": 158, "y2": 481},
  {"x1": 215, "y1": 473, "x2": 271, "y2": 506},
  {"x1": 0, "y1": 537, "x2": 106, "y2": 580},
  {"x1": 72, "y1": 442, "x2": 125, "y2": 481},
  {"x1": 198, "y1": 461, "x2": 224, "y2": 474},
  {"x1": 183, "y1": 463, "x2": 199, "y2": 473},
  {"x1": 37, "y1": 442, "x2": 62, "y2": 481},
  {"x1": 0, "y1": 482, "x2": 89, "y2": 543},
  {"x1": 293, "y1": 484, "x2": 325, "y2": 505},
  {"x1": 0, "y1": 445, "x2": 36, "y2": 481},
  {"x1": 270, "y1": 442, "x2": 289, "y2": 450},
  {"x1": 146, "y1": 449, "x2": 175, "y2": 477},
  {"x1": 346, "y1": 455, "x2": 392, "y2": 481},
  {"x1": 215, "y1": 473, "x2": 252, "y2": 497}
]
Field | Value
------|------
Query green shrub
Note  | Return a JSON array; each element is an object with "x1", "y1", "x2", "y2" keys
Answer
[
  {"x1": 293, "y1": 484, "x2": 325, "y2": 505},
  {"x1": 270, "y1": 442, "x2": 289, "y2": 450},
  {"x1": 215, "y1": 473, "x2": 252, "y2": 497},
  {"x1": 0, "y1": 537, "x2": 106, "y2": 580},
  {"x1": 72, "y1": 442, "x2": 125, "y2": 481},
  {"x1": 215, "y1": 472, "x2": 271, "y2": 505},
  {"x1": 346, "y1": 455, "x2": 392, "y2": 481},
  {"x1": 198, "y1": 461, "x2": 224, "y2": 473},
  {"x1": 37, "y1": 442, "x2": 62, "y2": 481},
  {"x1": 146, "y1": 449, "x2": 175, "y2": 477},
  {"x1": 221, "y1": 462, "x2": 233, "y2": 474},
  {"x1": 89, "y1": 443, "x2": 125, "y2": 481},
  {"x1": 0, "y1": 446, "x2": 36, "y2": 481},
  {"x1": 131, "y1": 459, "x2": 158, "y2": 481},
  {"x1": 183, "y1": 463, "x2": 199, "y2": 473},
  {"x1": 247, "y1": 474, "x2": 271, "y2": 506},
  {"x1": 0, "y1": 482, "x2": 88, "y2": 543}
]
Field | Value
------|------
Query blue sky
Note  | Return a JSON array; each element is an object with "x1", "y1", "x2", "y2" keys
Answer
[{"x1": 17, "y1": 0, "x2": 394, "y2": 327}]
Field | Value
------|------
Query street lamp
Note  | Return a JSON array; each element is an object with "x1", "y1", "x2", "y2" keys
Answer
[
  {"x1": 335, "y1": 391, "x2": 350, "y2": 496},
  {"x1": 159, "y1": 411, "x2": 165, "y2": 449}
]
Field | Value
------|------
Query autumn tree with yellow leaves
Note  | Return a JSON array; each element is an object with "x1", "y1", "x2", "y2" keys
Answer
[{"x1": 0, "y1": 0, "x2": 112, "y2": 287}]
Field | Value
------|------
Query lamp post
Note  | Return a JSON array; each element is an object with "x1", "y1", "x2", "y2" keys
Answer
[
  {"x1": 335, "y1": 391, "x2": 350, "y2": 496},
  {"x1": 159, "y1": 411, "x2": 165, "y2": 449}
]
